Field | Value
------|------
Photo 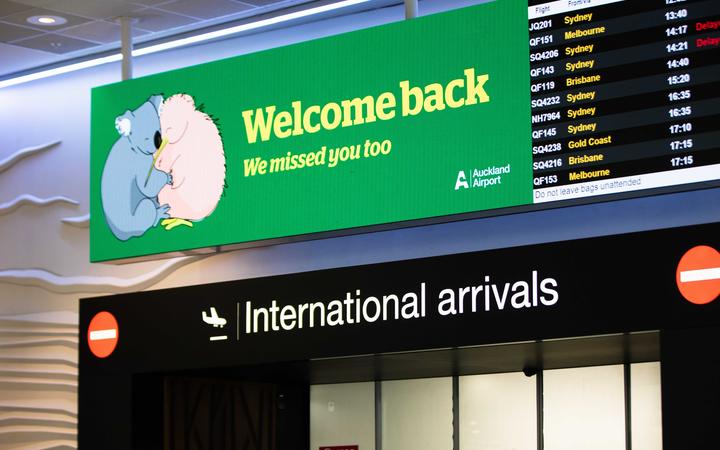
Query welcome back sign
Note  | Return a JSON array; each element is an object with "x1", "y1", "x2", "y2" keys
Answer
[{"x1": 90, "y1": 1, "x2": 531, "y2": 262}]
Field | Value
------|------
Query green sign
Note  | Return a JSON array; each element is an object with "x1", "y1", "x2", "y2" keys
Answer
[{"x1": 90, "y1": 1, "x2": 530, "y2": 262}]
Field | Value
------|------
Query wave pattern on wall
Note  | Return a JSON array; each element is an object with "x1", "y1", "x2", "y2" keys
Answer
[
  {"x1": 0, "y1": 255, "x2": 206, "y2": 294},
  {"x1": 0, "y1": 313, "x2": 78, "y2": 450}
]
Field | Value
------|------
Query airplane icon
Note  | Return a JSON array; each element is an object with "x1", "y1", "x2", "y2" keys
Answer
[{"x1": 202, "y1": 307, "x2": 227, "y2": 328}]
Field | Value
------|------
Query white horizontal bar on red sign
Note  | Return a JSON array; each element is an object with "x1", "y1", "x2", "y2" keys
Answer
[
  {"x1": 89, "y1": 329, "x2": 117, "y2": 341},
  {"x1": 680, "y1": 268, "x2": 720, "y2": 283},
  {"x1": 529, "y1": 0, "x2": 625, "y2": 20}
]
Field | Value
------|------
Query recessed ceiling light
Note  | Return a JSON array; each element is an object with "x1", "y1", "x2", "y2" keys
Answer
[{"x1": 27, "y1": 15, "x2": 67, "y2": 26}]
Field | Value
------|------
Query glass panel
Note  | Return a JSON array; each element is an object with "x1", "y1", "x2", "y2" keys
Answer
[
  {"x1": 310, "y1": 382, "x2": 375, "y2": 450},
  {"x1": 544, "y1": 364, "x2": 625, "y2": 450},
  {"x1": 460, "y1": 372, "x2": 537, "y2": 450},
  {"x1": 631, "y1": 362, "x2": 663, "y2": 450},
  {"x1": 382, "y1": 377, "x2": 453, "y2": 450}
]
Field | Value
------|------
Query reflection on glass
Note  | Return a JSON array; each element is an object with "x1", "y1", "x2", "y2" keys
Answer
[
  {"x1": 631, "y1": 362, "x2": 663, "y2": 450},
  {"x1": 460, "y1": 372, "x2": 537, "y2": 450},
  {"x1": 310, "y1": 382, "x2": 375, "y2": 450},
  {"x1": 382, "y1": 377, "x2": 453, "y2": 450},
  {"x1": 544, "y1": 364, "x2": 625, "y2": 450}
]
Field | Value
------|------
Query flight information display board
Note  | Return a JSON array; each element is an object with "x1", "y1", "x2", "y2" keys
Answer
[{"x1": 529, "y1": 0, "x2": 720, "y2": 202}]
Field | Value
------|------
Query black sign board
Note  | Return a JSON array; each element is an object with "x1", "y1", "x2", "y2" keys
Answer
[{"x1": 80, "y1": 223, "x2": 720, "y2": 375}]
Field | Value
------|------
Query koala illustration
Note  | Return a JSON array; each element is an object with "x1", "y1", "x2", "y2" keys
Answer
[{"x1": 100, "y1": 95, "x2": 172, "y2": 241}]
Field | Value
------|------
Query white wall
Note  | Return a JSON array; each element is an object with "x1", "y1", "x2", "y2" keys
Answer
[{"x1": 0, "y1": 0, "x2": 717, "y2": 447}]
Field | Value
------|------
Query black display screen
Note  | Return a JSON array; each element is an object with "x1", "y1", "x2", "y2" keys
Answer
[{"x1": 528, "y1": 0, "x2": 720, "y2": 202}]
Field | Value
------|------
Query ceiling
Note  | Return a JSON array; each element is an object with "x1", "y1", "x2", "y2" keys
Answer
[{"x1": 0, "y1": 0, "x2": 319, "y2": 77}]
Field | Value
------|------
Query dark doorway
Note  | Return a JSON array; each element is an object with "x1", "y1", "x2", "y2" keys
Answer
[
  {"x1": 132, "y1": 374, "x2": 309, "y2": 450},
  {"x1": 164, "y1": 377, "x2": 277, "y2": 450}
]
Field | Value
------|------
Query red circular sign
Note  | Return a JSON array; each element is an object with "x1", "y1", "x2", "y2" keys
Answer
[
  {"x1": 87, "y1": 311, "x2": 119, "y2": 358},
  {"x1": 676, "y1": 245, "x2": 720, "y2": 305}
]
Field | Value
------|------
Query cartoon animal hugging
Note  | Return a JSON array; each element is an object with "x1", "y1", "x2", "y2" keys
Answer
[
  {"x1": 100, "y1": 95, "x2": 172, "y2": 241},
  {"x1": 155, "y1": 93, "x2": 226, "y2": 230}
]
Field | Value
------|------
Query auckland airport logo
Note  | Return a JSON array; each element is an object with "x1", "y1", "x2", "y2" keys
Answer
[
  {"x1": 100, "y1": 94, "x2": 226, "y2": 241},
  {"x1": 455, "y1": 164, "x2": 512, "y2": 190}
]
